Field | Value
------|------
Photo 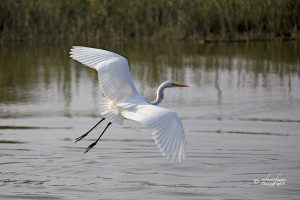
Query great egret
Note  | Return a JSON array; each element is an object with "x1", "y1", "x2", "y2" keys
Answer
[{"x1": 70, "y1": 46, "x2": 188, "y2": 162}]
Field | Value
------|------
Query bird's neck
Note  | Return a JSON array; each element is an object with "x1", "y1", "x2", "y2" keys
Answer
[{"x1": 150, "y1": 84, "x2": 166, "y2": 105}]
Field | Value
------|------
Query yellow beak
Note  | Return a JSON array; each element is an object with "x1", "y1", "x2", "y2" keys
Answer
[{"x1": 174, "y1": 83, "x2": 189, "y2": 87}]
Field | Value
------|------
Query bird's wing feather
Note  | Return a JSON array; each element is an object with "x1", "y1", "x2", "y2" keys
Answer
[
  {"x1": 70, "y1": 46, "x2": 139, "y2": 102},
  {"x1": 121, "y1": 104, "x2": 186, "y2": 162},
  {"x1": 70, "y1": 46, "x2": 122, "y2": 69}
]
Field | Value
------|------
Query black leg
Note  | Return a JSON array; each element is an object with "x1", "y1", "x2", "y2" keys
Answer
[
  {"x1": 75, "y1": 118, "x2": 105, "y2": 143},
  {"x1": 84, "y1": 122, "x2": 112, "y2": 153}
]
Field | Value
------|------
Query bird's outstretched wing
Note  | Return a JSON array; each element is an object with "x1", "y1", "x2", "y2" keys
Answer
[
  {"x1": 70, "y1": 46, "x2": 140, "y2": 102},
  {"x1": 121, "y1": 104, "x2": 186, "y2": 162}
]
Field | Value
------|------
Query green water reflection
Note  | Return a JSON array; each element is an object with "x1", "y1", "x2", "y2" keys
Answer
[{"x1": 0, "y1": 41, "x2": 299, "y2": 117}]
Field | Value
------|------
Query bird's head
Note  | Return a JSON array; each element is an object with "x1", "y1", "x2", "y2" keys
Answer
[
  {"x1": 152, "y1": 81, "x2": 189, "y2": 105},
  {"x1": 172, "y1": 82, "x2": 189, "y2": 88},
  {"x1": 163, "y1": 81, "x2": 189, "y2": 88}
]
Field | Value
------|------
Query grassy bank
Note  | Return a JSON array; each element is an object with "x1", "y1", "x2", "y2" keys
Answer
[{"x1": 0, "y1": 0, "x2": 299, "y2": 43}]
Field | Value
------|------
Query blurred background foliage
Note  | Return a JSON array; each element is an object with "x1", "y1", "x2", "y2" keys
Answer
[{"x1": 0, "y1": 0, "x2": 300, "y2": 43}]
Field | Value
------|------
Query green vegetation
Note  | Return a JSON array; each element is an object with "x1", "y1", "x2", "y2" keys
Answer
[{"x1": 0, "y1": 0, "x2": 299, "y2": 43}]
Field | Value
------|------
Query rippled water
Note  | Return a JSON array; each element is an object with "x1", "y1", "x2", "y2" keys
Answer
[{"x1": 0, "y1": 41, "x2": 300, "y2": 199}]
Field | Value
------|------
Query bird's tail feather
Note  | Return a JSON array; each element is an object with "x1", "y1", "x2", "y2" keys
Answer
[{"x1": 98, "y1": 97, "x2": 124, "y2": 125}]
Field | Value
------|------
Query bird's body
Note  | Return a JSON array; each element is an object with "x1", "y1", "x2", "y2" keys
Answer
[{"x1": 70, "y1": 46, "x2": 188, "y2": 162}]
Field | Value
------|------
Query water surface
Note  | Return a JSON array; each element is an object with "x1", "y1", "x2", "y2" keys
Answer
[{"x1": 0, "y1": 41, "x2": 299, "y2": 199}]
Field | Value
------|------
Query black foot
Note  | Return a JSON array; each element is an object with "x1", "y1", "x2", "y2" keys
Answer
[
  {"x1": 84, "y1": 142, "x2": 97, "y2": 153},
  {"x1": 75, "y1": 133, "x2": 88, "y2": 143},
  {"x1": 82, "y1": 122, "x2": 112, "y2": 154},
  {"x1": 74, "y1": 118, "x2": 105, "y2": 143}
]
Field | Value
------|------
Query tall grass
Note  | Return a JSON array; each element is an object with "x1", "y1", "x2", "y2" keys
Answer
[{"x1": 0, "y1": 0, "x2": 299, "y2": 43}]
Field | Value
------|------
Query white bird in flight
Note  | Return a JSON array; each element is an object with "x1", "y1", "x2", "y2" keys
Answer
[{"x1": 70, "y1": 46, "x2": 189, "y2": 162}]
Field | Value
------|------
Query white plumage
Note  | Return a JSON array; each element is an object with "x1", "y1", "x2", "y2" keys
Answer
[{"x1": 70, "y1": 46, "x2": 187, "y2": 162}]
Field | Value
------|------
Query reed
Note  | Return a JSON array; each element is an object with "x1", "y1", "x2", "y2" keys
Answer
[{"x1": 0, "y1": 0, "x2": 299, "y2": 43}]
